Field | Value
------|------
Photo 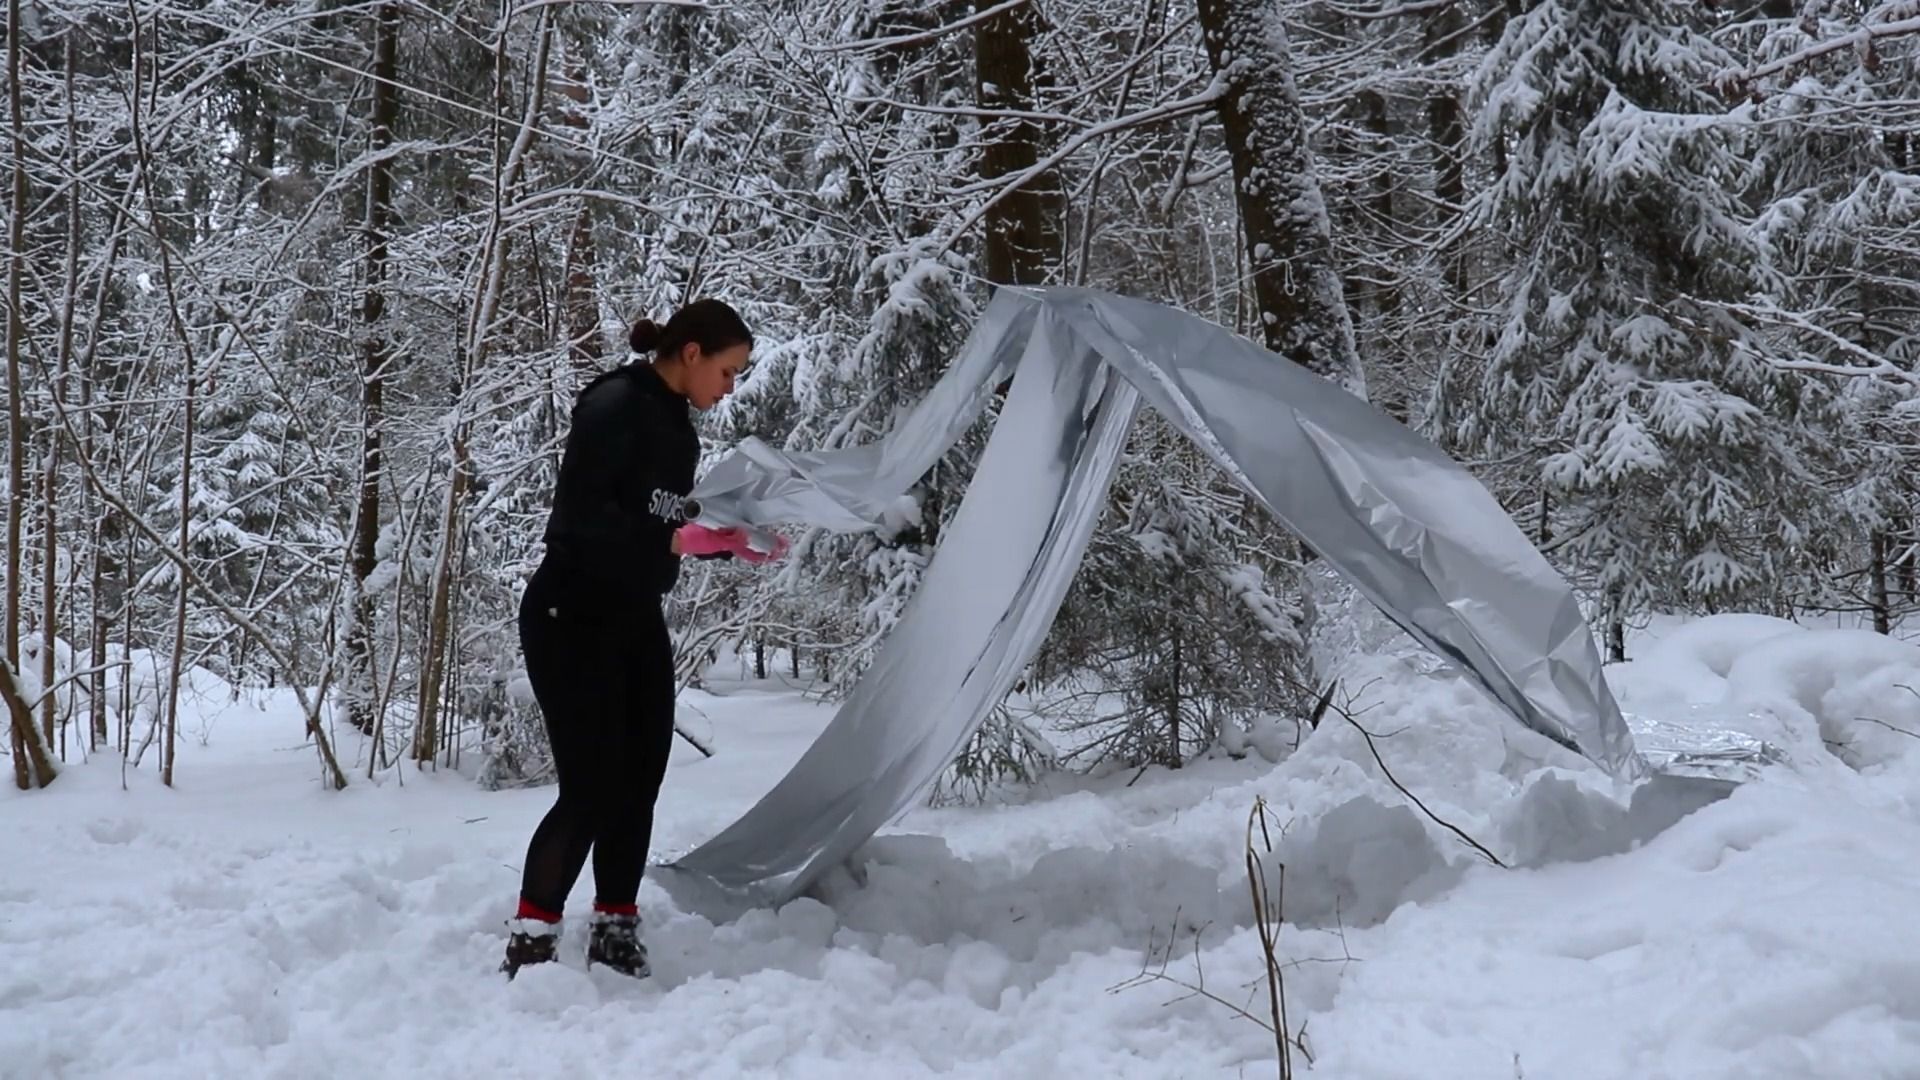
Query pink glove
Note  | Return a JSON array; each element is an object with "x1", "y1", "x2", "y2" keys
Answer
[{"x1": 675, "y1": 523, "x2": 789, "y2": 565}]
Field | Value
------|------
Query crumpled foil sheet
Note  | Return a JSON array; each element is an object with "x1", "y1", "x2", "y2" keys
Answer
[{"x1": 1624, "y1": 709, "x2": 1790, "y2": 784}]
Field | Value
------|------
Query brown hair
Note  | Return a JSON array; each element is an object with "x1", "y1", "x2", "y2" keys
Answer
[{"x1": 629, "y1": 298, "x2": 753, "y2": 360}]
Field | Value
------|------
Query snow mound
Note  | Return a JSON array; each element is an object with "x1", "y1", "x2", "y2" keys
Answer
[
  {"x1": 1270, "y1": 796, "x2": 1462, "y2": 927},
  {"x1": 1608, "y1": 612, "x2": 1803, "y2": 708},
  {"x1": 1615, "y1": 616, "x2": 1920, "y2": 776},
  {"x1": 1725, "y1": 629, "x2": 1920, "y2": 772}
]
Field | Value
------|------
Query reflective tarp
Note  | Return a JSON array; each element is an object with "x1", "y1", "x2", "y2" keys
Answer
[{"x1": 667, "y1": 287, "x2": 1643, "y2": 906}]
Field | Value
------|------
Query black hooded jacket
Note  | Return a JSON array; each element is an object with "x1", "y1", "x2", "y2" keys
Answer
[{"x1": 537, "y1": 363, "x2": 701, "y2": 612}]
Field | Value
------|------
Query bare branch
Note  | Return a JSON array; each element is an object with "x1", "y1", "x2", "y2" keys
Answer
[
  {"x1": 1332, "y1": 695, "x2": 1507, "y2": 868},
  {"x1": 797, "y1": 0, "x2": 1031, "y2": 54}
]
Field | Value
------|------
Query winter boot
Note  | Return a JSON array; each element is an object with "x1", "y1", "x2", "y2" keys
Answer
[
  {"x1": 500, "y1": 917, "x2": 561, "y2": 979},
  {"x1": 586, "y1": 911, "x2": 650, "y2": 978}
]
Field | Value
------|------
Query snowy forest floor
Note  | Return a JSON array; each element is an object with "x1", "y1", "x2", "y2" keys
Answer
[{"x1": 7, "y1": 613, "x2": 1920, "y2": 1079}]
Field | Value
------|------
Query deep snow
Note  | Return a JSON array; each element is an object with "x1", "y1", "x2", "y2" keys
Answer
[{"x1": 5, "y1": 613, "x2": 1920, "y2": 1078}]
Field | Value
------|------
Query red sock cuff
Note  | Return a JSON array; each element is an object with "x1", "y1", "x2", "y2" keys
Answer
[
  {"x1": 516, "y1": 897, "x2": 562, "y2": 923},
  {"x1": 593, "y1": 901, "x2": 638, "y2": 917}
]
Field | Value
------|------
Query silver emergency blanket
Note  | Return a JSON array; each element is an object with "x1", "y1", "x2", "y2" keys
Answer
[
  {"x1": 1624, "y1": 710, "x2": 1788, "y2": 783},
  {"x1": 668, "y1": 287, "x2": 1642, "y2": 906}
]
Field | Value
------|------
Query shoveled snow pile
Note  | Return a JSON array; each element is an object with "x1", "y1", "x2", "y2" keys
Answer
[{"x1": 4, "y1": 613, "x2": 1919, "y2": 1078}]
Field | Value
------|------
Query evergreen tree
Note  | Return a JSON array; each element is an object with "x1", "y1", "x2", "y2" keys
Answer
[{"x1": 1467, "y1": 0, "x2": 1818, "y2": 655}]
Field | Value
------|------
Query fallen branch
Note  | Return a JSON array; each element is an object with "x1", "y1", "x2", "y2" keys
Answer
[
  {"x1": 1850, "y1": 715, "x2": 1920, "y2": 741},
  {"x1": 1331, "y1": 694, "x2": 1507, "y2": 868}
]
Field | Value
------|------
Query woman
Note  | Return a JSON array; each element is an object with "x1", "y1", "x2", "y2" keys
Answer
[{"x1": 503, "y1": 298, "x2": 781, "y2": 979}]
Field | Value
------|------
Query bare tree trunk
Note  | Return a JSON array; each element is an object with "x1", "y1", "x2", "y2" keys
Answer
[
  {"x1": 1195, "y1": 0, "x2": 1365, "y2": 397},
  {"x1": 1870, "y1": 529, "x2": 1891, "y2": 636},
  {"x1": 1166, "y1": 631, "x2": 1182, "y2": 769},
  {"x1": 975, "y1": 2, "x2": 1059, "y2": 288},
  {"x1": 6, "y1": 0, "x2": 31, "y2": 788},
  {"x1": 4, "y1": 653, "x2": 58, "y2": 785},
  {"x1": 418, "y1": 8, "x2": 553, "y2": 764},
  {"x1": 1423, "y1": 4, "x2": 1468, "y2": 296},
  {"x1": 80, "y1": 144, "x2": 126, "y2": 758},
  {"x1": 1197, "y1": 0, "x2": 1369, "y2": 693},
  {"x1": 90, "y1": 511, "x2": 109, "y2": 749},
  {"x1": 121, "y1": 13, "x2": 200, "y2": 790},
  {"x1": 555, "y1": 61, "x2": 601, "y2": 374},
  {"x1": 163, "y1": 383, "x2": 193, "y2": 788},
  {"x1": 1900, "y1": 508, "x2": 1917, "y2": 603},
  {"x1": 415, "y1": 440, "x2": 468, "y2": 764},
  {"x1": 346, "y1": 0, "x2": 400, "y2": 738},
  {"x1": 41, "y1": 435, "x2": 58, "y2": 752},
  {"x1": 119, "y1": 524, "x2": 133, "y2": 756},
  {"x1": 41, "y1": 31, "x2": 84, "y2": 760},
  {"x1": 1605, "y1": 583, "x2": 1626, "y2": 664}
]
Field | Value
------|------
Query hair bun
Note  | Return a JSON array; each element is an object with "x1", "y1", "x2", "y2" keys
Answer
[{"x1": 628, "y1": 318, "x2": 663, "y2": 354}]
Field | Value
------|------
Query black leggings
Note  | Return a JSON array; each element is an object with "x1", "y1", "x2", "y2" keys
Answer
[{"x1": 516, "y1": 567, "x2": 677, "y2": 915}]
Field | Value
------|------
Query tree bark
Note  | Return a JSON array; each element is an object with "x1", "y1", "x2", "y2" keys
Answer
[
  {"x1": 1423, "y1": 5, "x2": 1467, "y2": 295},
  {"x1": 89, "y1": 523, "x2": 107, "y2": 750},
  {"x1": 414, "y1": 438, "x2": 468, "y2": 764},
  {"x1": 346, "y1": 0, "x2": 400, "y2": 737},
  {"x1": 7, "y1": 0, "x2": 31, "y2": 788},
  {"x1": 975, "y1": 2, "x2": 1060, "y2": 288},
  {"x1": 42, "y1": 30, "x2": 81, "y2": 758},
  {"x1": 1869, "y1": 529, "x2": 1891, "y2": 636},
  {"x1": 1166, "y1": 630, "x2": 1183, "y2": 768},
  {"x1": 1899, "y1": 507, "x2": 1917, "y2": 603},
  {"x1": 555, "y1": 62, "x2": 601, "y2": 373},
  {"x1": 1605, "y1": 583, "x2": 1627, "y2": 664},
  {"x1": 3, "y1": 653, "x2": 57, "y2": 786},
  {"x1": 1196, "y1": 0, "x2": 1366, "y2": 397},
  {"x1": 41, "y1": 425, "x2": 58, "y2": 752},
  {"x1": 163, "y1": 381, "x2": 192, "y2": 788}
]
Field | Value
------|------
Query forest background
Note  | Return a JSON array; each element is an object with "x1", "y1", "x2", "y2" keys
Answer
[{"x1": 3, "y1": 0, "x2": 1916, "y2": 792}]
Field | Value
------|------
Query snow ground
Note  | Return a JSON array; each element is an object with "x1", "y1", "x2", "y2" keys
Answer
[{"x1": 5, "y1": 614, "x2": 1920, "y2": 1079}]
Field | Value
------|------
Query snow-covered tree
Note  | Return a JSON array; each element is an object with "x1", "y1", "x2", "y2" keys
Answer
[{"x1": 1466, "y1": 0, "x2": 1825, "y2": 656}]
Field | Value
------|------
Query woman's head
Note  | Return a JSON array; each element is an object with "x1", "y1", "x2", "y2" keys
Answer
[{"x1": 630, "y1": 298, "x2": 753, "y2": 410}]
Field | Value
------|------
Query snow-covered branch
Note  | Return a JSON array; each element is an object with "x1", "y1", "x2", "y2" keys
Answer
[
  {"x1": 796, "y1": 0, "x2": 1031, "y2": 54},
  {"x1": 1721, "y1": 11, "x2": 1920, "y2": 90}
]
